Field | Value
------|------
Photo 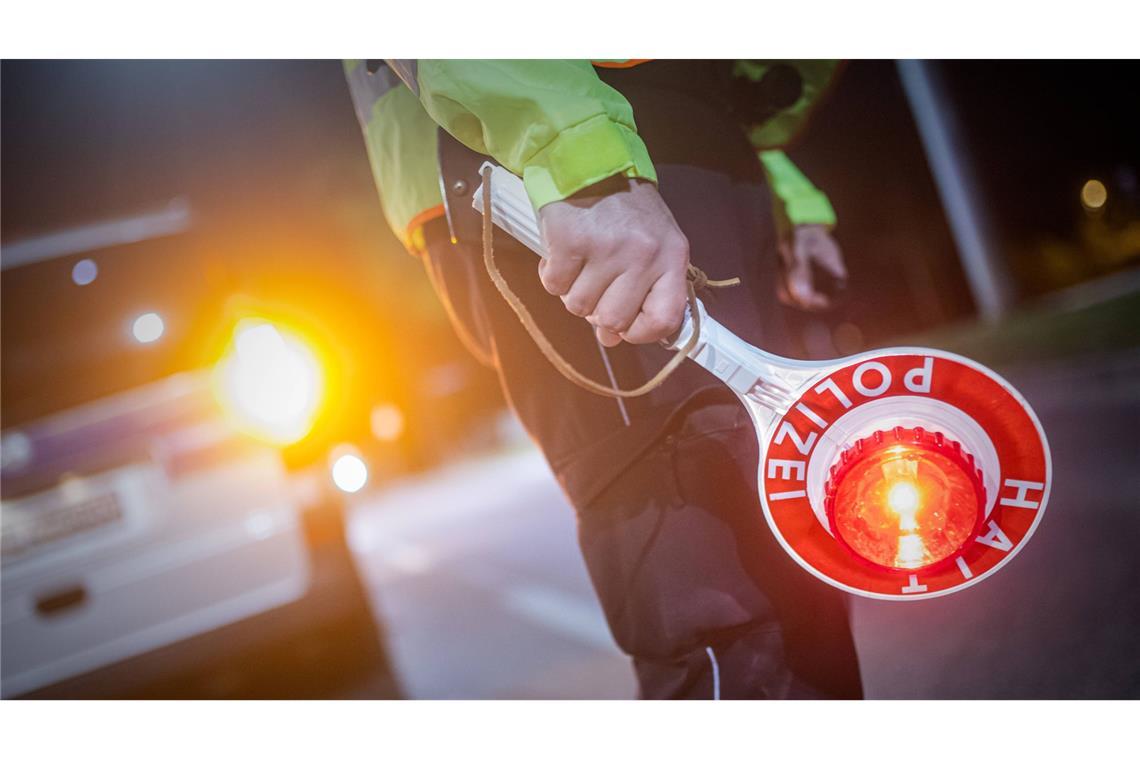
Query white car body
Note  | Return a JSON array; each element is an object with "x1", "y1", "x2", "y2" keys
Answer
[{"x1": 1, "y1": 372, "x2": 312, "y2": 697}]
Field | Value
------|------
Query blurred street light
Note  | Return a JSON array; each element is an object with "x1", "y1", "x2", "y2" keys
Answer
[
  {"x1": 1081, "y1": 179, "x2": 1108, "y2": 211},
  {"x1": 370, "y1": 403, "x2": 406, "y2": 442},
  {"x1": 131, "y1": 312, "x2": 165, "y2": 344},
  {"x1": 71, "y1": 259, "x2": 98, "y2": 286},
  {"x1": 331, "y1": 451, "x2": 369, "y2": 494}
]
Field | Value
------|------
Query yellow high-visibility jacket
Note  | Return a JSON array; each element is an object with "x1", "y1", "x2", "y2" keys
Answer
[{"x1": 345, "y1": 60, "x2": 839, "y2": 254}]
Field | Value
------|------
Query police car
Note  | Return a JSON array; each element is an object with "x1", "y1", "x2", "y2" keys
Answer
[{"x1": 1, "y1": 303, "x2": 398, "y2": 699}]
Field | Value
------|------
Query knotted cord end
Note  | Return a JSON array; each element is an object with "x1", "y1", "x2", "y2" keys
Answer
[{"x1": 687, "y1": 265, "x2": 741, "y2": 291}]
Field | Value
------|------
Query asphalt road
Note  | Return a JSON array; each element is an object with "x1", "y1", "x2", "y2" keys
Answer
[
  {"x1": 851, "y1": 349, "x2": 1140, "y2": 698},
  {"x1": 345, "y1": 349, "x2": 1140, "y2": 699},
  {"x1": 346, "y1": 448, "x2": 636, "y2": 699}
]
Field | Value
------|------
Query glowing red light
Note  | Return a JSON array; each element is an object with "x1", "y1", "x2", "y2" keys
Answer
[{"x1": 824, "y1": 427, "x2": 985, "y2": 571}]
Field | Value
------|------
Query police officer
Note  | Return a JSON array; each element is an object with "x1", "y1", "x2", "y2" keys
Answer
[{"x1": 345, "y1": 59, "x2": 861, "y2": 699}]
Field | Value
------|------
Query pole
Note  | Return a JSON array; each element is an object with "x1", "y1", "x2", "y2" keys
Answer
[{"x1": 897, "y1": 60, "x2": 1013, "y2": 321}]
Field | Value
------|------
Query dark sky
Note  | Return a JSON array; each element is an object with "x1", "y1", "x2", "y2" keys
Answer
[
  {"x1": 941, "y1": 61, "x2": 1140, "y2": 242},
  {"x1": 2, "y1": 60, "x2": 381, "y2": 238}
]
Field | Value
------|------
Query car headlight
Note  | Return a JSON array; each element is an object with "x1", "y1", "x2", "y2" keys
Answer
[{"x1": 214, "y1": 319, "x2": 322, "y2": 445}]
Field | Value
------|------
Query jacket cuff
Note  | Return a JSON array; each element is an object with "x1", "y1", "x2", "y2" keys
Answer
[
  {"x1": 783, "y1": 190, "x2": 837, "y2": 228},
  {"x1": 521, "y1": 114, "x2": 657, "y2": 210}
]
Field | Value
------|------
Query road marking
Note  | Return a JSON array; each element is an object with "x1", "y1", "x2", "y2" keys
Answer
[{"x1": 348, "y1": 448, "x2": 555, "y2": 550}]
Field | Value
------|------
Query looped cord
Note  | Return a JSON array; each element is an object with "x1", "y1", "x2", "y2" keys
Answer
[{"x1": 480, "y1": 166, "x2": 739, "y2": 399}]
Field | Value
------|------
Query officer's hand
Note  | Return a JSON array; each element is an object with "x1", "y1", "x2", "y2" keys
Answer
[
  {"x1": 537, "y1": 177, "x2": 690, "y2": 347},
  {"x1": 778, "y1": 224, "x2": 848, "y2": 311}
]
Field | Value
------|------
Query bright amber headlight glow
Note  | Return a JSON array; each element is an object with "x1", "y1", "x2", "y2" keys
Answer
[
  {"x1": 824, "y1": 427, "x2": 985, "y2": 571},
  {"x1": 214, "y1": 319, "x2": 323, "y2": 445}
]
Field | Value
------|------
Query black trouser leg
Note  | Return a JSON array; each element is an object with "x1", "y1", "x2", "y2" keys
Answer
[{"x1": 576, "y1": 397, "x2": 864, "y2": 699}]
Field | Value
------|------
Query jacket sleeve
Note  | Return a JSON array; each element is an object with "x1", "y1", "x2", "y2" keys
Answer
[
  {"x1": 759, "y1": 149, "x2": 837, "y2": 230},
  {"x1": 398, "y1": 60, "x2": 657, "y2": 211}
]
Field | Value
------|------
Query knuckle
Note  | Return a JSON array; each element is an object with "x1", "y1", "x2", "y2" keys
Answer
[
  {"x1": 639, "y1": 316, "x2": 668, "y2": 337},
  {"x1": 540, "y1": 272, "x2": 567, "y2": 295},
  {"x1": 648, "y1": 310, "x2": 681, "y2": 337},
  {"x1": 669, "y1": 238, "x2": 691, "y2": 265},
  {"x1": 658, "y1": 310, "x2": 684, "y2": 335},
  {"x1": 623, "y1": 325, "x2": 656, "y2": 344},
  {"x1": 637, "y1": 229, "x2": 660, "y2": 248},
  {"x1": 594, "y1": 310, "x2": 631, "y2": 333},
  {"x1": 624, "y1": 232, "x2": 657, "y2": 258},
  {"x1": 563, "y1": 295, "x2": 592, "y2": 317},
  {"x1": 559, "y1": 239, "x2": 585, "y2": 258},
  {"x1": 548, "y1": 236, "x2": 585, "y2": 261},
  {"x1": 663, "y1": 228, "x2": 689, "y2": 252},
  {"x1": 594, "y1": 316, "x2": 619, "y2": 332}
]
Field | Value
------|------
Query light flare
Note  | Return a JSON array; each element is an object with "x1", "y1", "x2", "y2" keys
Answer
[
  {"x1": 131, "y1": 312, "x2": 165, "y2": 344},
  {"x1": 887, "y1": 481, "x2": 920, "y2": 517},
  {"x1": 214, "y1": 319, "x2": 323, "y2": 445},
  {"x1": 331, "y1": 452, "x2": 369, "y2": 493},
  {"x1": 825, "y1": 428, "x2": 985, "y2": 571},
  {"x1": 1081, "y1": 178, "x2": 1107, "y2": 210}
]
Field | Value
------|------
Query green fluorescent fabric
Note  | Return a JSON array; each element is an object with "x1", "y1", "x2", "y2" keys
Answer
[
  {"x1": 344, "y1": 61, "x2": 443, "y2": 247},
  {"x1": 759, "y1": 149, "x2": 837, "y2": 228},
  {"x1": 413, "y1": 60, "x2": 657, "y2": 210},
  {"x1": 345, "y1": 60, "x2": 841, "y2": 250}
]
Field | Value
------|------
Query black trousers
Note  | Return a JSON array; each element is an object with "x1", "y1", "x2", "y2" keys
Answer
[
  {"x1": 424, "y1": 67, "x2": 862, "y2": 699},
  {"x1": 422, "y1": 213, "x2": 862, "y2": 699},
  {"x1": 577, "y1": 396, "x2": 863, "y2": 698}
]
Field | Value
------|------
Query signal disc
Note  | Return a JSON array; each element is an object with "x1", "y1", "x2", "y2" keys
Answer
[{"x1": 758, "y1": 350, "x2": 1051, "y2": 600}]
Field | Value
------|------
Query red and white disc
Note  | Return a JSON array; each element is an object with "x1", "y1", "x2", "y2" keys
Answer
[{"x1": 759, "y1": 350, "x2": 1051, "y2": 600}]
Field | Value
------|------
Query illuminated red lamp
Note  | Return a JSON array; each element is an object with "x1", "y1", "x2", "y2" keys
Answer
[{"x1": 824, "y1": 427, "x2": 986, "y2": 572}]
